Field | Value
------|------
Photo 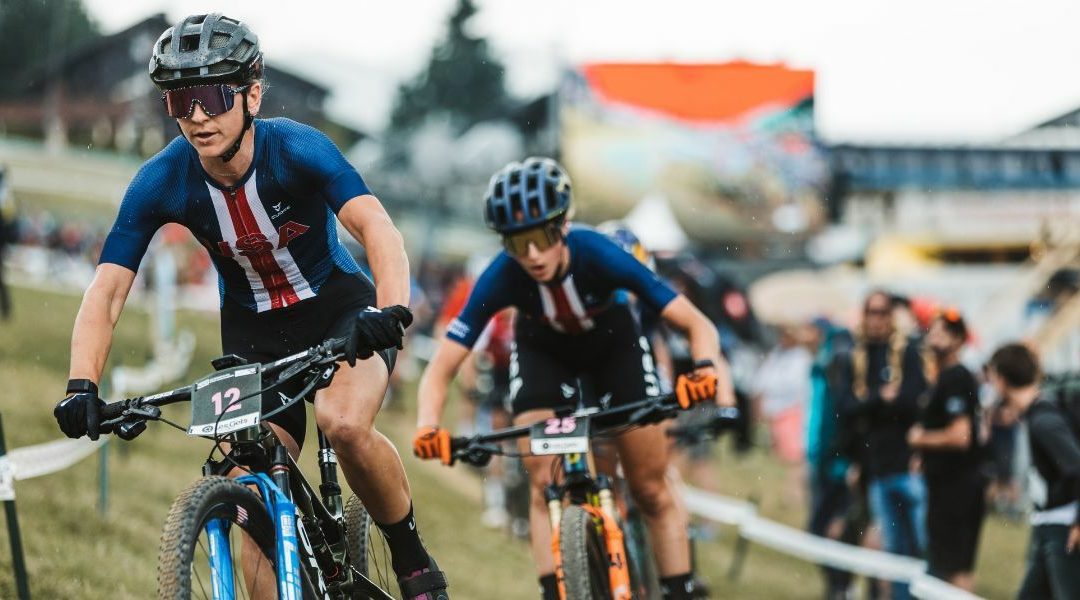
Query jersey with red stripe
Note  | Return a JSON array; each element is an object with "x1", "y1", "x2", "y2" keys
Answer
[
  {"x1": 446, "y1": 226, "x2": 678, "y2": 348},
  {"x1": 99, "y1": 118, "x2": 371, "y2": 312}
]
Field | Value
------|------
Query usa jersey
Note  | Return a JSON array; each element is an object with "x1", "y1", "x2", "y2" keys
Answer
[
  {"x1": 447, "y1": 227, "x2": 678, "y2": 348},
  {"x1": 99, "y1": 118, "x2": 369, "y2": 312}
]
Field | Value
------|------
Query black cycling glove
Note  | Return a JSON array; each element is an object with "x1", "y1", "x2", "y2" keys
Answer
[
  {"x1": 344, "y1": 305, "x2": 414, "y2": 367},
  {"x1": 54, "y1": 379, "x2": 105, "y2": 440}
]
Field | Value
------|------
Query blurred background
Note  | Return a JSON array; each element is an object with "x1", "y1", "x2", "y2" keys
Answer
[{"x1": 0, "y1": 0, "x2": 1078, "y2": 598}]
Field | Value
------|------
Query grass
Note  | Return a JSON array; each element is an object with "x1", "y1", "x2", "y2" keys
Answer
[{"x1": 0, "y1": 285, "x2": 1027, "y2": 598}]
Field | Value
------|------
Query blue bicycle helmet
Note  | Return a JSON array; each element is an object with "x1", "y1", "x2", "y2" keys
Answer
[{"x1": 483, "y1": 157, "x2": 572, "y2": 234}]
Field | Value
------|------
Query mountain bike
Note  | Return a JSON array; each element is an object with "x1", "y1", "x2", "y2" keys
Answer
[
  {"x1": 99, "y1": 336, "x2": 396, "y2": 599},
  {"x1": 448, "y1": 394, "x2": 740, "y2": 600}
]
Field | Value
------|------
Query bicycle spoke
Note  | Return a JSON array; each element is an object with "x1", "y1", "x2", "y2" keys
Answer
[
  {"x1": 194, "y1": 536, "x2": 211, "y2": 599},
  {"x1": 234, "y1": 530, "x2": 251, "y2": 600}
]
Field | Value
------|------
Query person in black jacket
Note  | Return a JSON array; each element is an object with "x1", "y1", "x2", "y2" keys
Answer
[
  {"x1": 833, "y1": 290, "x2": 928, "y2": 600},
  {"x1": 986, "y1": 343, "x2": 1080, "y2": 599},
  {"x1": 908, "y1": 310, "x2": 985, "y2": 591}
]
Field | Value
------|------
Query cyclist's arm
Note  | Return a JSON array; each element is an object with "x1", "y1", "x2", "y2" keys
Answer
[
  {"x1": 661, "y1": 295, "x2": 735, "y2": 406},
  {"x1": 68, "y1": 264, "x2": 137, "y2": 384},
  {"x1": 417, "y1": 340, "x2": 471, "y2": 428},
  {"x1": 337, "y1": 196, "x2": 410, "y2": 307}
]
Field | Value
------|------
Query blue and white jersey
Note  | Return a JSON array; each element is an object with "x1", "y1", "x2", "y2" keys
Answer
[
  {"x1": 446, "y1": 226, "x2": 678, "y2": 348},
  {"x1": 99, "y1": 118, "x2": 370, "y2": 312}
]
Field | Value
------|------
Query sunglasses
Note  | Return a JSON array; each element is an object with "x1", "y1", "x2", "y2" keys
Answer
[
  {"x1": 162, "y1": 84, "x2": 250, "y2": 119},
  {"x1": 502, "y1": 225, "x2": 563, "y2": 257},
  {"x1": 864, "y1": 307, "x2": 891, "y2": 317}
]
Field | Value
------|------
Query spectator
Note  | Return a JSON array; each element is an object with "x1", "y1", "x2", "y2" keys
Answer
[
  {"x1": 987, "y1": 344, "x2": 1080, "y2": 599},
  {"x1": 835, "y1": 290, "x2": 929, "y2": 600},
  {"x1": 752, "y1": 323, "x2": 812, "y2": 507},
  {"x1": 806, "y1": 318, "x2": 855, "y2": 599},
  {"x1": 908, "y1": 310, "x2": 986, "y2": 591}
]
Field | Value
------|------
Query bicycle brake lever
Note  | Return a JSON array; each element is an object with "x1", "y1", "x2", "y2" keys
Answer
[{"x1": 116, "y1": 420, "x2": 147, "y2": 441}]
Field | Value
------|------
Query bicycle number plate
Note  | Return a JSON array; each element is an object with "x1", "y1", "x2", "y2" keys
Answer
[
  {"x1": 530, "y1": 416, "x2": 591, "y2": 456},
  {"x1": 188, "y1": 365, "x2": 262, "y2": 437}
]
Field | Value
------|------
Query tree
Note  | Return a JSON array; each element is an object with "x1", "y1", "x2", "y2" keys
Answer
[
  {"x1": 0, "y1": 0, "x2": 100, "y2": 98},
  {"x1": 387, "y1": 0, "x2": 512, "y2": 143}
]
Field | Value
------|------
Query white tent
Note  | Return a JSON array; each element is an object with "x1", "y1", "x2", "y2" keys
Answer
[{"x1": 622, "y1": 194, "x2": 689, "y2": 253}]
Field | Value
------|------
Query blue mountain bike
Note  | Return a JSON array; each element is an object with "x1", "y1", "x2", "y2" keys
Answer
[{"x1": 100, "y1": 336, "x2": 395, "y2": 599}]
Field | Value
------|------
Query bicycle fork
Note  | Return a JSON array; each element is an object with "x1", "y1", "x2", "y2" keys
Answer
[
  {"x1": 225, "y1": 448, "x2": 305, "y2": 600},
  {"x1": 547, "y1": 478, "x2": 633, "y2": 600}
]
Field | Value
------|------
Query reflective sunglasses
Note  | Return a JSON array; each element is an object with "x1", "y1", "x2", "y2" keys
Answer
[
  {"x1": 501, "y1": 224, "x2": 563, "y2": 257},
  {"x1": 161, "y1": 84, "x2": 250, "y2": 119}
]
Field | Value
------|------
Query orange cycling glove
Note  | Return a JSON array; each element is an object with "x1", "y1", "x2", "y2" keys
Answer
[
  {"x1": 413, "y1": 426, "x2": 453, "y2": 465},
  {"x1": 675, "y1": 371, "x2": 718, "y2": 409}
]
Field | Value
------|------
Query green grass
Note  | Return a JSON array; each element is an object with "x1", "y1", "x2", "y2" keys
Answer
[{"x1": 0, "y1": 285, "x2": 1027, "y2": 598}]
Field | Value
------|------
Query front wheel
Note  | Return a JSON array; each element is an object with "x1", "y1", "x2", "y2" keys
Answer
[
  {"x1": 157, "y1": 476, "x2": 279, "y2": 599},
  {"x1": 559, "y1": 505, "x2": 612, "y2": 600}
]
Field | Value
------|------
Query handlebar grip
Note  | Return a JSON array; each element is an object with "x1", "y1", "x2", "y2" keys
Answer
[
  {"x1": 101, "y1": 400, "x2": 129, "y2": 421},
  {"x1": 449, "y1": 436, "x2": 471, "y2": 454}
]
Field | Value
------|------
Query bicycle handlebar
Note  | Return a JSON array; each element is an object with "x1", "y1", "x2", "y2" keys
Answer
[
  {"x1": 449, "y1": 396, "x2": 741, "y2": 467},
  {"x1": 99, "y1": 335, "x2": 352, "y2": 434}
]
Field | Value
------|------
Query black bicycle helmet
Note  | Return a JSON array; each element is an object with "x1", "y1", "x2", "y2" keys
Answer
[
  {"x1": 483, "y1": 157, "x2": 572, "y2": 234},
  {"x1": 150, "y1": 14, "x2": 263, "y2": 163},
  {"x1": 149, "y1": 13, "x2": 262, "y2": 90}
]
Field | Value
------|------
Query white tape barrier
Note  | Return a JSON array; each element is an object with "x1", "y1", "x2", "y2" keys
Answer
[
  {"x1": 0, "y1": 438, "x2": 106, "y2": 501},
  {"x1": 683, "y1": 486, "x2": 984, "y2": 600},
  {"x1": 7, "y1": 438, "x2": 105, "y2": 482}
]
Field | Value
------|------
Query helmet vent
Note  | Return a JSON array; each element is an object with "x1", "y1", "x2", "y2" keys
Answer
[
  {"x1": 229, "y1": 41, "x2": 252, "y2": 60},
  {"x1": 209, "y1": 32, "x2": 231, "y2": 50},
  {"x1": 180, "y1": 34, "x2": 200, "y2": 52}
]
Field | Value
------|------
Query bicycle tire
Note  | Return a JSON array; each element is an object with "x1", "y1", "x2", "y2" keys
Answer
[
  {"x1": 559, "y1": 505, "x2": 612, "y2": 600},
  {"x1": 343, "y1": 495, "x2": 371, "y2": 576},
  {"x1": 343, "y1": 495, "x2": 397, "y2": 597},
  {"x1": 158, "y1": 476, "x2": 279, "y2": 599}
]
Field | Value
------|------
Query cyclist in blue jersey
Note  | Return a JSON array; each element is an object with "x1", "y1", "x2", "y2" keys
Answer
[
  {"x1": 51, "y1": 14, "x2": 448, "y2": 600},
  {"x1": 413, "y1": 157, "x2": 734, "y2": 600}
]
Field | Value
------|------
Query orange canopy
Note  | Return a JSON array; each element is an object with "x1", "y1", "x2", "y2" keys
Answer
[{"x1": 581, "y1": 61, "x2": 814, "y2": 124}]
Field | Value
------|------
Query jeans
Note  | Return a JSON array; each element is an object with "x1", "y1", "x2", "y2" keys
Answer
[
  {"x1": 808, "y1": 472, "x2": 854, "y2": 598},
  {"x1": 1017, "y1": 524, "x2": 1080, "y2": 599},
  {"x1": 868, "y1": 472, "x2": 927, "y2": 600}
]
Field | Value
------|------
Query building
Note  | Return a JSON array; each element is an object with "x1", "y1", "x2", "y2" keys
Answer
[{"x1": 0, "y1": 14, "x2": 362, "y2": 156}]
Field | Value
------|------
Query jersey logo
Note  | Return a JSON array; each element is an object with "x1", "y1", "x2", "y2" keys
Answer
[
  {"x1": 270, "y1": 202, "x2": 291, "y2": 220},
  {"x1": 214, "y1": 221, "x2": 310, "y2": 257}
]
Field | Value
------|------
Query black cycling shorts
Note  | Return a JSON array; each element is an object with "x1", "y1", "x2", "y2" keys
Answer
[
  {"x1": 508, "y1": 304, "x2": 661, "y2": 415},
  {"x1": 219, "y1": 268, "x2": 394, "y2": 448}
]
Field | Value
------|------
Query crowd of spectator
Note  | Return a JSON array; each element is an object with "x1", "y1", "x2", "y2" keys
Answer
[{"x1": 748, "y1": 289, "x2": 1080, "y2": 599}]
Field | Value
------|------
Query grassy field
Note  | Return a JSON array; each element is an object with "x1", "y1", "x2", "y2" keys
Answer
[{"x1": 0, "y1": 285, "x2": 1027, "y2": 598}]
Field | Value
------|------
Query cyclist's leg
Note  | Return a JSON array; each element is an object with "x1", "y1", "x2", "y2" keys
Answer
[
  {"x1": 515, "y1": 408, "x2": 559, "y2": 574},
  {"x1": 592, "y1": 308, "x2": 693, "y2": 591},
  {"x1": 507, "y1": 329, "x2": 578, "y2": 595},
  {"x1": 614, "y1": 426, "x2": 690, "y2": 574}
]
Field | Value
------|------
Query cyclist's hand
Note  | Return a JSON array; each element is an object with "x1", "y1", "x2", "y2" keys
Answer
[
  {"x1": 413, "y1": 426, "x2": 452, "y2": 465},
  {"x1": 344, "y1": 305, "x2": 414, "y2": 367},
  {"x1": 54, "y1": 391, "x2": 105, "y2": 441},
  {"x1": 675, "y1": 371, "x2": 718, "y2": 409}
]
